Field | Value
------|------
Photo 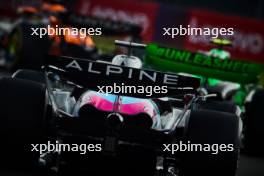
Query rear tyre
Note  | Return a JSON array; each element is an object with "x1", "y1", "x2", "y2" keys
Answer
[
  {"x1": 197, "y1": 100, "x2": 239, "y2": 114},
  {"x1": 12, "y1": 69, "x2": 46, "y2": 85},
  {"x1": 180, "y1": 110, "x2": 241, "y2": 176},
  {"x1": 0, "y1": 78, "x2": 47, "y2": 169},
  {"x1": 244, "y1": 89, "x2": 264, "y2": 154}
]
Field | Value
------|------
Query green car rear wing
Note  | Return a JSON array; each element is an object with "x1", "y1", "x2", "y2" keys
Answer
[{"x1": 145, "y1": 43, "x2": 264, "y2": 85}]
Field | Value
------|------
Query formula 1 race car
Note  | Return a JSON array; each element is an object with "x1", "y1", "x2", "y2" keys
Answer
[
  {"x1": 0, "y1": 0, "x2": 142, "y2": 71},
  {"x1": 0, "y1": 41, "x2": 241, "y2": 176},
  {"x1": 144, "y1": 40, "x2": 264, "y2": 154}
]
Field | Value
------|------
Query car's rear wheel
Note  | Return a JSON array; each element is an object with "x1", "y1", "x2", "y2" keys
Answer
[
  {"x1": 196, "y1": 100, "x2": 239, "y2": 114},
  {"x1": 0, "y1": 77, "x2": 47, "y2": 169},
  {"x1": 244, "y1": 89, "x2": 264, "y2": 154},
  {"x1": 180, "y1": 110, "x2": 241, "y2": 176},
  {"x1": 12, "y1": 69, "x2": 46, "y2": 85}
]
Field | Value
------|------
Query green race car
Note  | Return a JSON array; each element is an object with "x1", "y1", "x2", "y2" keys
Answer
[{"x1": 144, "y1": 39, "x2": 264, "y2": 154}]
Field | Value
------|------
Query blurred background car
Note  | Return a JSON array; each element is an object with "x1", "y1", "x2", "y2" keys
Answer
[{"x1": 0, "y1": 0, "x2": 142, "y2": 70}]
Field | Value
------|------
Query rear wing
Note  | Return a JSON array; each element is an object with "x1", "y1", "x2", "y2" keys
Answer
[
  {"x1": 45, "y1": 55, "x2": 200, "y2": 98},
  {"x1": 145, "y1": 43, "x2": 264, "y2": 84}
]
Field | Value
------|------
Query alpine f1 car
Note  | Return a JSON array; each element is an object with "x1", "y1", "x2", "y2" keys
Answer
[
  {"x1": 0, "y1": 0, "x2": 142, "y2": 71},
  {"x1": 0, "y1": 41, "x2": 241, "y2": 176},
  {"x1": 144, "y1": 39, "x2": 264, "y2": 155}
]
